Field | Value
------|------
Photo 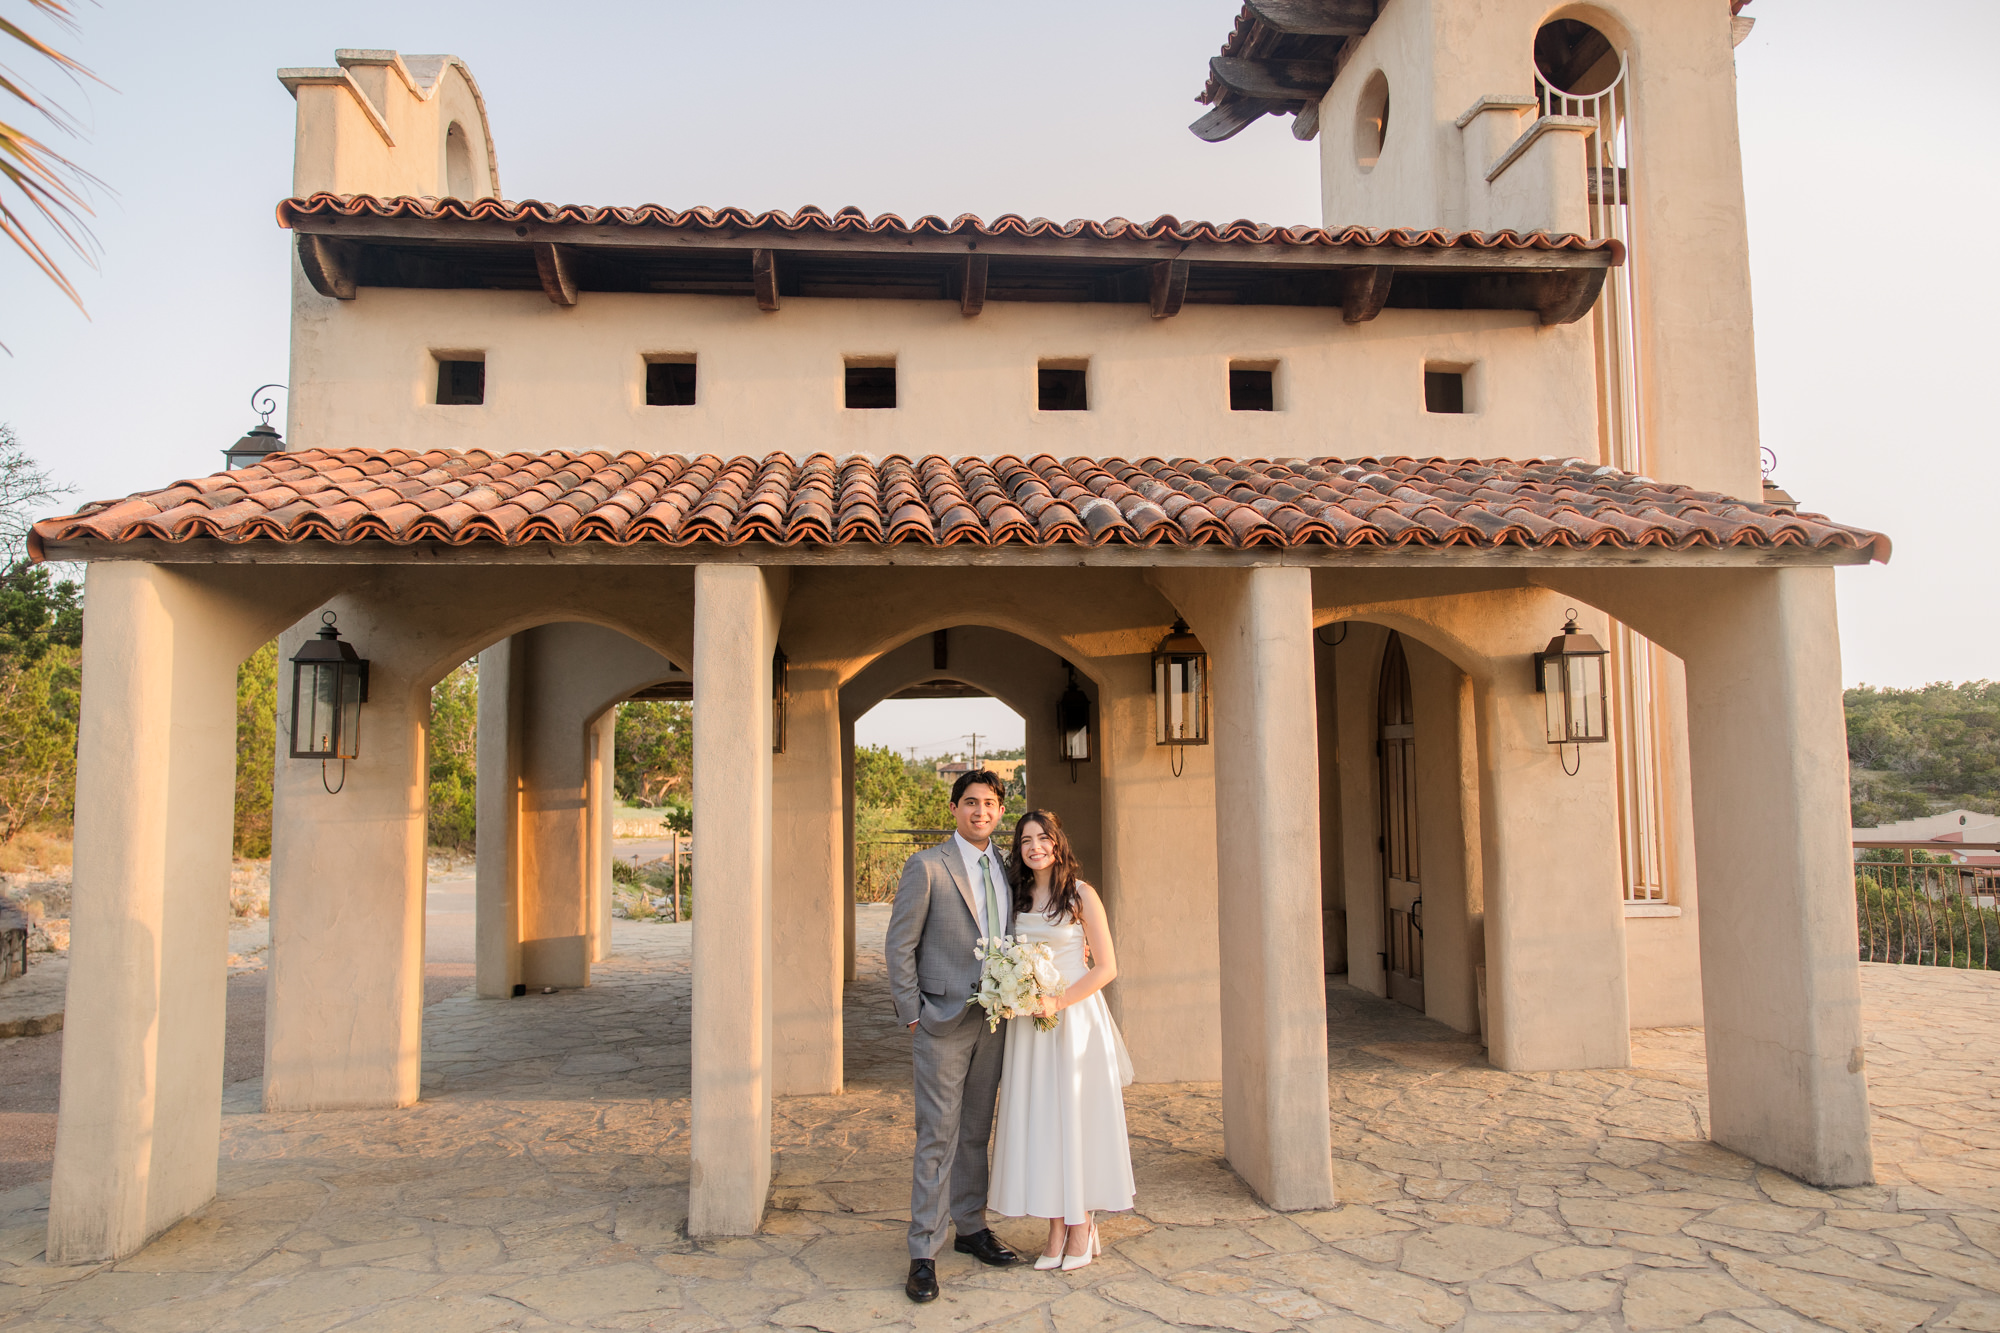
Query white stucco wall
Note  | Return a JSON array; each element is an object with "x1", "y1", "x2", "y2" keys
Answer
[
  {"x1": 285, "y1": 285, "x2": 1599, "y2": 466},
  {"x1": 1314, "y1": 0, "x2": 1763, "y2": 496}
]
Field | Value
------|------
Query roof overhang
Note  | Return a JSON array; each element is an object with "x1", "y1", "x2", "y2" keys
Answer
[
  {"x1": 36, "y1": 537, "x2": 1881, "y2": 570},
  {"x1": 279, "y1": 196, "x2": 1619, "y2": 325},
  {"x1": 32, "y1": 450, "x2": 1889, "y2": 569}
]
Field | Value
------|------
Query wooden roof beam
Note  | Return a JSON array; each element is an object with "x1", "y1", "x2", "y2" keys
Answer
[
  {"x1": 753, "y1": 248, "x2": 779, "y2": 311},
  {"x1": 533, "y1": 242, "x2": 578, "y2": 305},
  {"x1": 961, "y1": 254, "x2": 987, "y2": 317},
  {"x1": 1189, "y1": 97, "x2": 1286, "y2": 142},
  {"x1": 286, "y1": 213, "x2": 1617, "y2": 273},
  {"x1": 1341, "y1": 265, "x2": 1392, "y2": 324},
  {"x1": 297, "y1": 234, "x2": 357, "y2": 300},
  {"x1": 1245, "y1": 0, "x2": 1376, "y2": 36},
  {"x1": 1535, "y1": 266, "x2": 1607, "y2": 326},
  {"x1": 1209, "y1": 56, "x2": 1333, "y2": 102},
  {"x1": 1150, "y1": 259, "x2": 1189, "y2": 318}
]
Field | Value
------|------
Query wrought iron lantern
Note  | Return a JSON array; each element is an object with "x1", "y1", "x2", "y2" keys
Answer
[
  {"x1": 1152, "y1": 618, "x2": 1209, "y2": 775},
  {"x1": 224, "y1": 384, "x2": 288, "y2": 470},
  {"x1": 290, "y1": 612, "x2": 370, "y2": 791},
  {"x1": 1534, "y1": 609, "x2": 1610, "y2": 762},
  {"x1": 772, "y1": 647, "x2": 789, "y2": 755},
  {"x1": 1057, "y1": 664, "x2": 1091, "y2": 780}
]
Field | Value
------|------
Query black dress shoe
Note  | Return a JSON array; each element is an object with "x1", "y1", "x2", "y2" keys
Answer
[
  {"x1": 906, "y1": 1258, "x2": 938, "y2": 1303},
  {"x1": 954, "y1": 1228, "x2": 1021, "y2": 1267}
]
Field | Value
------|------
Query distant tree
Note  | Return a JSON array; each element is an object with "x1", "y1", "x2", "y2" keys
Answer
[
  {"x1": 854, "y1": 743, "x2": 914, "y2": 810},
  {"x1": 0, "y1": 425, "x2": 78, "y2": 841},
  {"x1": 0, "y1": 558, "x2": 79, "y2": 665},
  {"x1": 427, "y1": 661, "x2": 478, "y2": 851},
  {"x1": 615, "y1": 700, "x2": 692, "y2": 807},
  {"x1": 233, "y1": 641, "x2": 277, "y2": 857},
  {"x1": 0, "y1": 641, "x2": 76, "y2": 841},
  {"x1": 1847, "y1": 682, "x2": 2000, "y2": 826}
]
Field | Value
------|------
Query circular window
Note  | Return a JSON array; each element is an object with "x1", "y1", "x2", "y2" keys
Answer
[
  {"x1": 1534, "y1": 19, "x2": 1621, "y2": 97},
  {"x1": 1353, "y1": 71, "x2": 1390, "y2": 173}
]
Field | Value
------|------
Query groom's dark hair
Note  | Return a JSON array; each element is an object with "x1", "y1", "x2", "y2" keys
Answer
[{"x1": 949, "y1": 769, "x2": 1006, "y2": 805}]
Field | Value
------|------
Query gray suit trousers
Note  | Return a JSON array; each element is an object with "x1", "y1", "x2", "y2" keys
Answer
[{"x1": 908, "y1": 1008, "x2": 1005, "y2": 1259}]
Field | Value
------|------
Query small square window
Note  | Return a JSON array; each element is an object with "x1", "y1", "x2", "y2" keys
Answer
[
  {"x1": 435, "y1": 358, "x2": 485, "y2": 405},
  {"x1": 1229, "y1": 367, "x2": 1275, "y2": 411},
  {"x1": 845, "y1": 361, "x2": 896, "y2": 409},
  {"x1": 1424, "y1": 369, "x2": 1466, "y2": 414},
  {"x1": 1038, "y1": 364, "x2": 1088, "y2": 411},
  {"x1": 646, "y1": 359, "x2": 697, "y2": 406}
]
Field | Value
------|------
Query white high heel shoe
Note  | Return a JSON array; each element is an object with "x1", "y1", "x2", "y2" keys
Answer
[
  {"x1": 1034, "y1": 1238, "x2": 1064, "y2": 1271},
  {"x1": 1059, "y1": 1221, "x2": 1100, "y2": 1272}
]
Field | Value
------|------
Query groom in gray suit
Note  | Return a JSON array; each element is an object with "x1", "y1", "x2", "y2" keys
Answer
[{"x1": 885, "y1": 768, "x2": 1023, "y2": 1302}]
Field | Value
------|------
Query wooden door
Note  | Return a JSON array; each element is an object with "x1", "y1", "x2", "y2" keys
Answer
[{"x1": 1378, "y1": 634, "x2": 1424, "y2": 1010}]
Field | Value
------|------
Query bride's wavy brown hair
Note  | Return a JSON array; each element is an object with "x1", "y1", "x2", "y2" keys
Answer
[{"x1": 1007, "y1": 809, "x2": 1083, "y2": 923}]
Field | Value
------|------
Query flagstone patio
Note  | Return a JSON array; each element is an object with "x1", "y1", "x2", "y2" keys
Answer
[{"x1": 3, "y1": 907, "x2": 1999, "y2": 1333}]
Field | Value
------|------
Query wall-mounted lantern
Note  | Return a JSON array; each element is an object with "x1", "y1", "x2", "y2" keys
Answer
[
  {"x1": 772, "y1": 647, "x2": 789, "y2": 755},
  {"x1": 1057, "y1": 664, "x2": 1092, "y2": 781},
  {"x1": 1534, "y1": 609, "x2": 1609, "y2": 772},
  {"x1": 1152, "y1": 618, "x2": 1209, "y2": 776},
  {"x1": 224, "y1": 384, "x2": 288, "y2": 470},
  {"x1": 290, "y1": 611, "x2": 370, "y2": 791}
]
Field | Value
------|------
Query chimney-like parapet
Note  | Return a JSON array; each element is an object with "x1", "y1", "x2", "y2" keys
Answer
[{"x1": 278, "y1": 49, "x2": 500, "y2": 200}]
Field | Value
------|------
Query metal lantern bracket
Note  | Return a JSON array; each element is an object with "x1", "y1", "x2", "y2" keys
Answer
[
  {"x1": 224, "y1": 384, "x2": 289, "y2": 470},
  {"x1": 1152, "y1": 617, "x2": 1210, "y2": 778},
  {"x1": 1057, "y1": 663, "x2": 1092, "y2": 783},
  {"x1": 772, "y1": 647, "x2": 789, "y2": 755},
  {"x1": 289, "y1": 611, "x2": 371, "y2": 794},
  {"x1": 1532, "y1": 607, "x2": 1611, "y2": 775}
]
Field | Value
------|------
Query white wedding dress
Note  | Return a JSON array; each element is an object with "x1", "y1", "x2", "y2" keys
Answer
[{"x1": 987, "y1": 904, "x2": 1136, "y2": 1224}]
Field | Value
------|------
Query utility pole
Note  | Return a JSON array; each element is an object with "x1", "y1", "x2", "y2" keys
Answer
[{"x1": 965, "y1": 732, "x2": 983, "y2": 767}]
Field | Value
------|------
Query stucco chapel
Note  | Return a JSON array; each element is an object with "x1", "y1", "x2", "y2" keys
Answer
[{"x1": 29, "y1": 0, "x2": 1890, "y2": 1264}]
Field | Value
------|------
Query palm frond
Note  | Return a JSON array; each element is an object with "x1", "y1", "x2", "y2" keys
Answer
[{"x1": 0, "y1": 0, "x2": 105, "y2": 312}]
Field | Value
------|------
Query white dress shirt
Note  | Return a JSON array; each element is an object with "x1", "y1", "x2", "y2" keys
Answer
[{"x1": 953, "y1": 831, "x2": 1009, "y2": 940}]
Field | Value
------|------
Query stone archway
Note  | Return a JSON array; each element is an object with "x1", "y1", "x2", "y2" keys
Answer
[{"x1": 835, "y1": 625, "x2": 1105, "y2": 997}]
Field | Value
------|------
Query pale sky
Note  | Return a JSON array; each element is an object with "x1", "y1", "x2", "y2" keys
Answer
[{"x1": 1, "y1": 0, "x2": 1992, "y2": 690}]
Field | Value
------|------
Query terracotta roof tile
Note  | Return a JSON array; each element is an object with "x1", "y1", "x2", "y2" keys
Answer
[
  {"x1": 277, "y1": 194, "x2": 1619, "y2": 260},
  {"x1": 29, "y1": 450, "x2": 1889, "y2": 563}
]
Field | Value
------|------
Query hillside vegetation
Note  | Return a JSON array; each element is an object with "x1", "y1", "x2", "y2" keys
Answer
[{"x1": 1848, "y1": 681, "x2": 2000, "y2": 827}]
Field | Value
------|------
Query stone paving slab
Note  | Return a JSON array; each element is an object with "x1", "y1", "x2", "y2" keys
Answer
[{"x1": 4, "y1": 922, "x2": 2000, "y2": 1332}]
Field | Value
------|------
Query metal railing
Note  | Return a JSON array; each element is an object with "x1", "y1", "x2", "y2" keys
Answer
[
  {"x1": 616, "y1": 833, "x2": 691, "y2": 922},
  {"x1": 855, "y1": 827, "x2": 1018, "y2": 904},
  {"x1": 1856, "y1": 853, "x2": 2000, "y2": 969}
]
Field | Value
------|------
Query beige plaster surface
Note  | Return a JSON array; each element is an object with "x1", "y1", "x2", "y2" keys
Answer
[
  {"x1": 1314, "y1": 0, "x2": 1764, "y2": 497},
  {"x1": 10, "y1": 918, "x2": 1995, "y2": 1333},
  {"x1": 285, "y1": 286, "x2": 1598, "y2": 468}
]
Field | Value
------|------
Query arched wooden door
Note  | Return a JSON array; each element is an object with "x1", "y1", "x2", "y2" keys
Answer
[{"x1": 1379, "y1": 633, "x2": 1424, "y2": 1010}]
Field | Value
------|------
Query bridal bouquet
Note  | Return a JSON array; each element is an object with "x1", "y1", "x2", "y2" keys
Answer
[{"x1": 968, "y1": 935, "x2": 1063, "y2": 1032}]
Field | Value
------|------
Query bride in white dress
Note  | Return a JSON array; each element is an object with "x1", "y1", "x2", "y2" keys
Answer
[{"x1": 987, "y1": 809, "x2": 1136, "y2": 1270}]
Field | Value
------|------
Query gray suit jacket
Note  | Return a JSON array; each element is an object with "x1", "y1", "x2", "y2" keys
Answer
[{"x1": 885, "y1": 838, "x2": 1012, "y2": 1033}]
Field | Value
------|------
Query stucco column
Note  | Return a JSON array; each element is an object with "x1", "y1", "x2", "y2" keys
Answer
[
  {"x1": 1155, "y1": 566, "x2": 1334, "y2": 1211},
  {"x1": 518, "y1": 624, "x2": 594, "y2": 990},
  {"x1": 1094, "y1": 651, "x2": 1219, "y2": 1082},
  {"x1": 690, "y1": 564, "x2": 789, "y2": 1235},
  {"x1": 773, "y1": 669, "x2": 842, "y2": 1095},
  {"x1": 476, "y1": 635, "x2": 525, "y2": 998},
  {"x1": 840, "y1": 714, "x2": 857, "y2": 985},
  {"x1": 589, "y1": 708, "x2": 616, "y2": 964},
  {"x1": 266, "y1": 598, "x2": 428, "y2": 1111},
  {"x1": 1473, "y1": 611, "x2": 1630, "y2": 1072},
  {"x1": 1678, "y1": 567, "x2": 1872, "y2": 1186},
  {"x1": 48, "y1": 564, "x2": 261, "y2": 1263}
]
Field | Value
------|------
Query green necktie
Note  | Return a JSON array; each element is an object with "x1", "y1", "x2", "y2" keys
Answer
[{"x1": 980, "y1": 853, "x2": 1003, "y2": 940}]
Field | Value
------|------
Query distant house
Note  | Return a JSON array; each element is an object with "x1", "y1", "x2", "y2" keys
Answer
[
  {"x1": 1851, "y1": 810, "x2": 2000, "y2": 855},
  {"x1": 937, "y1": 758, "x2": 1024, "y2": 783}
]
